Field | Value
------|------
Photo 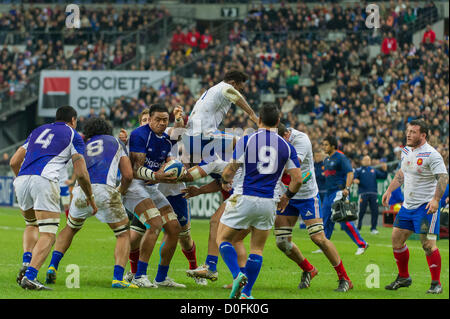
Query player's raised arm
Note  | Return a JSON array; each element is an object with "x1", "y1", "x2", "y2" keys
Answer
[{"x1": 222, "y1": 70, "x2": 259, "y2": 124}]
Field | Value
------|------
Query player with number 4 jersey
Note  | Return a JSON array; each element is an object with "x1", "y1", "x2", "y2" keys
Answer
[
  {"x1": 10, "y1": 106, "x2": 96, "y2": 291},
  {"x1": 45, "y1": 117, "x2": 137, "y2": 289}
]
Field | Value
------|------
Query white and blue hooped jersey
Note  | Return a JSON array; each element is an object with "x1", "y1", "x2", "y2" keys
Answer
[
  {"x1": 84, "y1": 135, "x2": 127, "y2": 188},
  {"x1": 232, "y1": 129, "x2": 301, "y2": 199},
  {"x1": 18, "y1": 122, "x2": 85, "y2": 182},
  {"x1": 128, "y1": 124, "x2": 177, "y2": 172}
]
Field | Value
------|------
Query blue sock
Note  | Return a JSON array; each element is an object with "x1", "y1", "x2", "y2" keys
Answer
[
  {"x1": 205, "y1": 255, "x2": 219, "y2": 272},
  {"x1": 240, "y1": 267, "x2": 246, "y2": 275},
  {"x1": 22, "y1": 252, "x2": 32, "y2": 264},
  {"x1": 49, "y1": 251, "x2": 64, "y2": 270},
  {"x1": 155, "y1": 264, "x2": 170, "y2": 282},
  {"x1": 24, "y1": 266, "x2": 38, "y2": 281},
  {"x1": 219, "y1": 242, "x2": 240, "y2": 279},
  {"x1": 113, "y1": 265, "x2": 125, "y2": 281},
  {"x1": 135, "y1": 261, "x2": 148, "y2": 279},
  {"x1": 242, "y1": 254, "x2": 263, "y2": 297}
]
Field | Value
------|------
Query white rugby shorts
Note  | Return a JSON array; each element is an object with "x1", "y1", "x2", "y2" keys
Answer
[
  {"x1": 70, "y1": 184, "x2": 127, "y2": 223},
  {"x1": 14, "y1": 175, "x2": 61, "y2": 213},
  {"x1": 220, "y1": 194, "x2": 277, "y2": 230},
  {"x1": 123, "y1": 179, "x2": 170, "y2": 214}
]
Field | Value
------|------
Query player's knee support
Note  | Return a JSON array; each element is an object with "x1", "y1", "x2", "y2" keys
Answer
[
  {"x1": 67, "y1": 215, "x2": 85, "y2": 230},
  {"x1": 112, "y1": 224, "x2": 129, "y2": 237},
  {"x1": 139, "y1": 208, "x2": 160, "y2": 225},
  {"x1": 130, "y1": 225, "x2": 146, "y2": 236},
  {"x1": 61, "y1": 195, "x2": 71, "y2": 206},
  {"x1": 38, "y1": 218, "x2": 60, "y2": 234},
  {"x1": 178, "y1": 227, "x2": 191, "y2": 239},
  {"x1": 307, "y1": 223, "x2": 324, "y2": 237},
  {"x1": 274, "y1": 227, "x2": 293, "y2": 254},
  {"x1": 161, "y1": 212, "x2": 178, "y2": 226},
  {"x1": 24, "y1": 217, "x2": 38, "y2": 227}
]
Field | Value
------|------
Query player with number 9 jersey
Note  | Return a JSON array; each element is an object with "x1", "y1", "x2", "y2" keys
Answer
[{"x1": 221, "y1": 128, "x2": 301, "y2": 231}]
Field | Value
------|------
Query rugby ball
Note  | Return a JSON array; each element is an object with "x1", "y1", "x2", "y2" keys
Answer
[{"x1": 163, "y1": 160, "x2": 186, "y2": 178}]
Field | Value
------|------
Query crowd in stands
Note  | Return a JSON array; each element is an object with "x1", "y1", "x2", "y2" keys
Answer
[
  {"x1": 0, "y1": 1, "x2": 448, "y2": 171},
  {"x1": 0, "y1": 5, "x2": 170, "y2": 96}
]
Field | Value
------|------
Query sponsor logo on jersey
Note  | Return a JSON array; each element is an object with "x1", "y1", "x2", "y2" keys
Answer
[{"x1": 417, "y1": 158, "x2": 423, "y2": 166}]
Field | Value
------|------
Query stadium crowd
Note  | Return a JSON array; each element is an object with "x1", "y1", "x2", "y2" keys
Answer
[
  {"x1": 89, "y1": 1, "x2": 447, "y2": 169},
  {"x1": 0, "y1": 5, "x2": 171, "y2": 96},
  {"x1": 0, "y1": 1, "x2": 448, "y2": 171}
]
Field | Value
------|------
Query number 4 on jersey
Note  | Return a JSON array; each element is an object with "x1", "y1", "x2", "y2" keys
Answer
[{"x1": 35, "y1": 129, "x2": 55, "y2": 149}]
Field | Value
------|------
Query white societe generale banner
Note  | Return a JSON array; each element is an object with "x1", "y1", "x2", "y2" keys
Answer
[{"x1": 38, "y1": 70, "x2": 170, "y2": 117}]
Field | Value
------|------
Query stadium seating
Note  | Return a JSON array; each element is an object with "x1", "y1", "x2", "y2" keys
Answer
[{"x1": 0, "y1": 1, "x2": 448, "y2": 173}]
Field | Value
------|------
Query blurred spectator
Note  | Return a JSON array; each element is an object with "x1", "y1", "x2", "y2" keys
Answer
[
  {"x1": 381, "y1": 31, "x2": 397, "y2": 55},
  {"x1": 422, "y1": 24, "x2": 436, "y2": 46},
  {"x1": 170, "y1": 26, "x2": 186, "y2": 52},
  {"x1": 186, "y1": 26, "x2": 200, "y2": 51},
  {"x1": 199, "y1": 29, "x2": 213, "y2": 50},
  {"x1": 0, "y1": 152, "x2": 9, "y2": 166}
]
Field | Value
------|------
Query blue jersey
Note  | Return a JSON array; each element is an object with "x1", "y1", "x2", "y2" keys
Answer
[
  {"x1": 84, "y1": 135, "x2": 127, "y2": 187},
  {"x1": 314, "y1": 160, "x2": 327, "y2": 192},
  {"x1": 354, "y1": 165, "x2": 388, "y2": 195},
  {"x1": 232, "y1": 129, "x2": 300, "y2": 199},
  {"x1": 128, "y1": 124, "x2": 176, "y2": 172},
  {"x1": 323, "y1": 151, "x2": 352, "y2": 193},
  {"x1": 18, "y1": 122, "x2": 85, "y2": 182}
]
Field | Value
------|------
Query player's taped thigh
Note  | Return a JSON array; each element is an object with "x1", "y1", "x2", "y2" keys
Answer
[
  {"x1": 67, "y1": 215, "x2": 85, "y2": 230},
  {"x1": 112, "y1": 224, "x2": 130, "y2": 237},
  {"x1": 188, "y1": 166, "x2": 204, "y2": 181},
  {"x1": 138, "y1": 208, "x2": 161, "y2": 225},
  {"x1": 38, "y1": 217, "x2": 60, "y2": 234},
  {"x1": 61, "y1": 195, "x2": 71, "y2": 206},
  {"x1": 161, "y1": 212, "x2": 178, "y2": 225},
  {"x1": 24, "y1": 216, "x2": 38, "y2": 227},
  {"x1": 130, "y1": 225, "x2": 146, "y2": 235},
  {"x1": 178, "y1": 227, "x2": 191, "y2": 239},
  {"x1": 307, "y1": 222, "x2": 324, "y2": 236},
  {"x1": 274, "y1": 226, "x2": 294, "y2": 254}
]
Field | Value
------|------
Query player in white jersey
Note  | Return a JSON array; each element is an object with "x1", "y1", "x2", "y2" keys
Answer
[
  {"x1": 9, "y1": 106, "x2": 96, "y2": 290},
  {"x1": 274, "y1": 124, "x2": 353, "y2": 292},
  {"x1": 182, "y1": 70, "x2": 258, "y2": 166},
  {"x1": 382, "y1": 119, "x2": 448, "y2": 294}
]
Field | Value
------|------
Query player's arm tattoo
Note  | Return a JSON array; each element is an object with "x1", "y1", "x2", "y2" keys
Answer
[
  {"x1": 393, "y1": 169, "x2": 404, "y2": 185},
  {"x1": 387, "y1": 169, "x2": 404, "y2": 192},
  {"x1": 72, "y1": 153, "x2": 83, "y2": 164},
  {"x1": 130, "y1": 152, "x2": 147, "y2": 178},
  {"x1": 433, "y1": 173, "x2": 449, "y2": 200}
]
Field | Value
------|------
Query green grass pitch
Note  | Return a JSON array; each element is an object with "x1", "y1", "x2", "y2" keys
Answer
[{"x1": 0, "y1": 206, "x2": 448, "y2": 299}]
